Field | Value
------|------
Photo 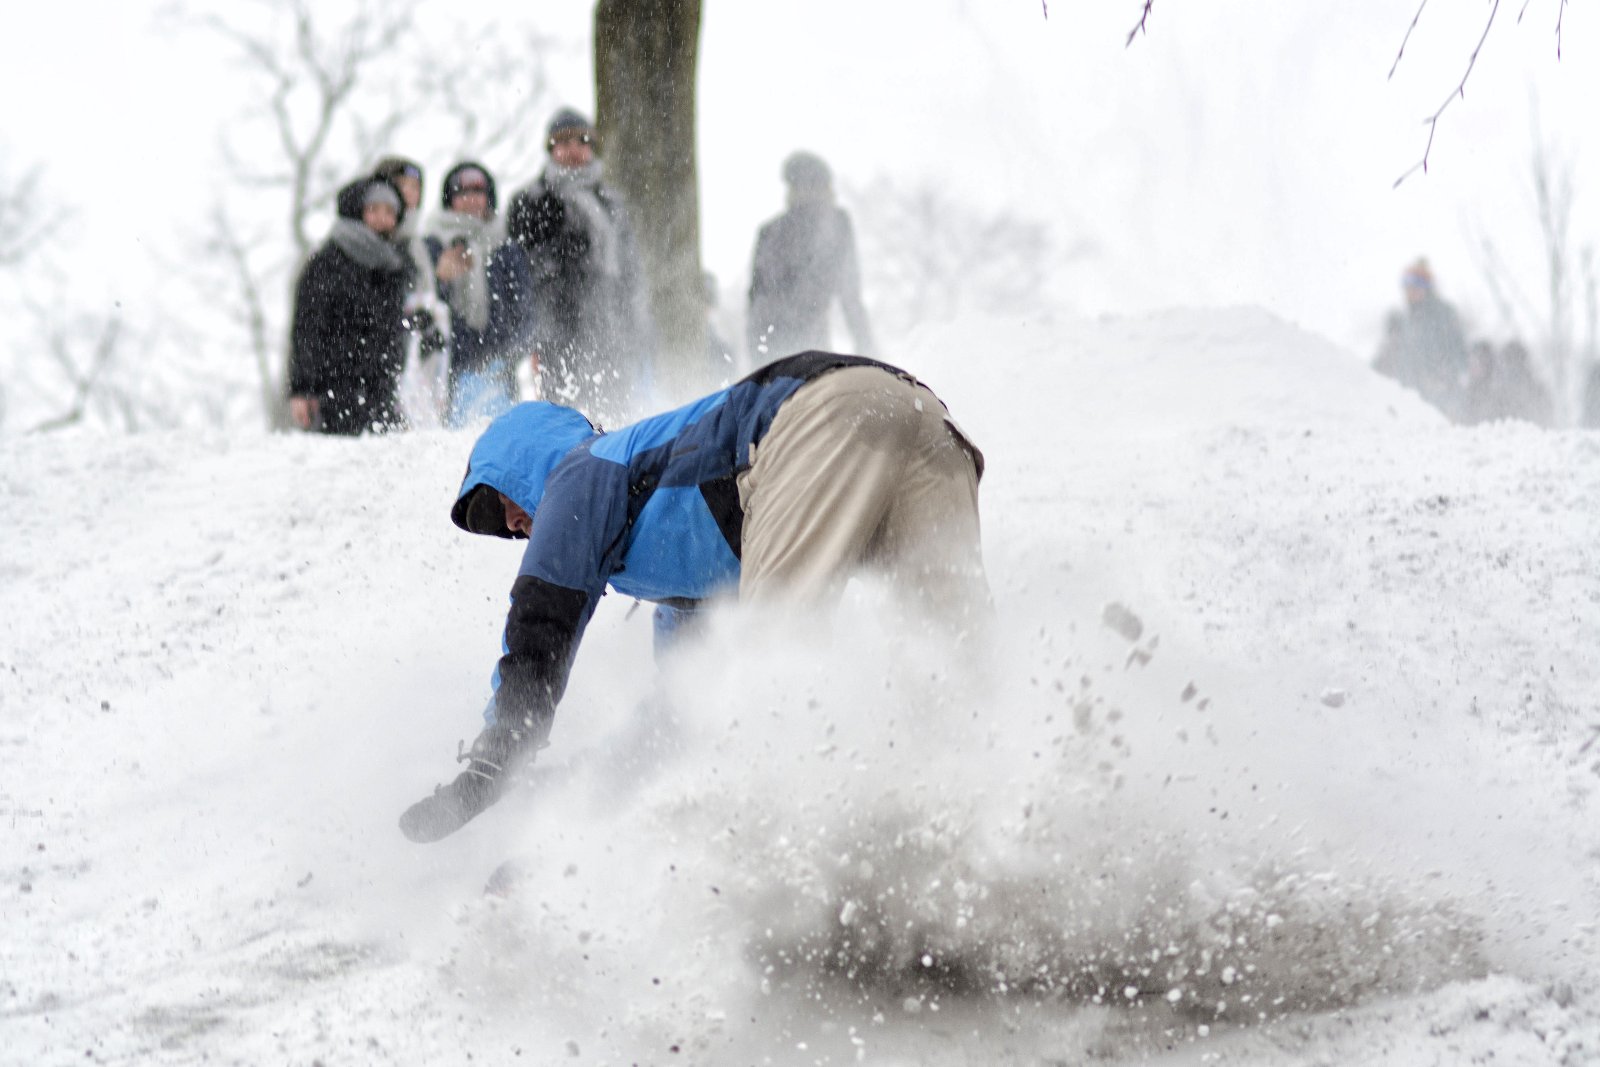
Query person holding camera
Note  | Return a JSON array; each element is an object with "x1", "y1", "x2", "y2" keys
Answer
[{"x1": 423, "y1": 161, "x2": 536, "y2": 427}]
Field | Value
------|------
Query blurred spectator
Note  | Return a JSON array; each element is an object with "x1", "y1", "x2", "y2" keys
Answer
[
  {"x1": 1373, "y1": 258, "x2": 1470, "y2": 419},
  {"x1": 288, "y1": 177, "x2": 414, "y2": 435},
  {"x1": 1489, "y1": 341, "x2": 1551, "y2": 426},
  {"x1": 375, "y1": 155, "x2": 449, "y2": 421},
  {"x1": 423, "y1": 162, "x2": 535, "y2": 427},
  {"x1": 507, "y1": 107, "x2": 654, "y2": 422},
  {"x1": 1583, "y1": 363, "x2": 1600, "y2": 429},
  {"x1": 1459, "y1": 340, "x2": 1498, "y2": 425},
  {"x1": 1460, "y1": 340, "x2": 1553, "y2": 427},
  {"x1": 373, "y1": 155, "x2": 432, "y2": 286},
  {"x1": 746, "y1": 150, "x2": 874, "y2": 361}
]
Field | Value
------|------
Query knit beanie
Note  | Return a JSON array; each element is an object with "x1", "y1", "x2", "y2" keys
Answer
[
  {"x1": 1402, "y1": 258, "x2": 1434, "y2": 292},
  {"x1": 441, "y1": 161, "x2": 498, "y2": 214},
  {"x1": 546, "y1": 107, "x2": 594, "y2": 145},
  {"x1": 337, "y1": 177, "x2": 406, "y2": 222},
  {"x1": 373, "y1": 156, "x2": 424, "y2": 188},
  {"x1": 363, "y1": 180, "x2": 402, "y2": 213}
]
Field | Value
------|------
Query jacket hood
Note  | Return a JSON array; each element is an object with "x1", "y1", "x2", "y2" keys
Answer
[
  {"x1": 440, "y1": 160, "x2": 499, "y2": 215},
  {"x1": 336, "y1": 176, "x2": 407, "y2": 225},
  {"x1": 451, "y1": 401, "x2": 598, "y2": 538}
]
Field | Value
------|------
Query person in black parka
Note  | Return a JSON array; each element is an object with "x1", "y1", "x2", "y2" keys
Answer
[
  {"x1": 505, "y1": 108, "x2": 655, "y2": 424},
  {"x1": 288, "y1": 177, "x2": 414, "y2": 435}
]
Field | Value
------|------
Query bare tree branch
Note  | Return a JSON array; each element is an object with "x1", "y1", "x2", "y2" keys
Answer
[
  {"x1": 1126, "y1": 1, "x2": 1154, "y2": 47},
  {"x1": 27, "y1": 311, "x2": 124, "y2": 434},
  {"x1": 1393, "y1": 0, "x2": 1501, "y2": 187},
  {"x1": 1471, "y1": 108, "x2": 1589, "y2": 425},
  {"x1": 849, "y1": 176, "x2": 1061, "y2": 347},
  {"x1": 188, "y1": 0, "x2": 419, "y2": 259},
  {"x1": 1473, "y1": 232, "x2": 1540, "y2": 332},
  {"x1": 162, "y1": 0, "x2": 560, "y2": 429},
  {"x1": 414, "y1": 27, "x2": 557, "y2": 168},
  {"x1": 0, "y1": 163, "x2": 71, "y2": 267},
  {"x1": 203, "y1": 201, "x2": 281, "y2": 424},
  {"x1": 1388, "y1": 0, "x2": 1429, "y2": 79}
]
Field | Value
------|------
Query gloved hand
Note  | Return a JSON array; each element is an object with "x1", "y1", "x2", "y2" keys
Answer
[
  {"x1": 420, "y1": 319, "x2": 448, "y2": 357},
  {"x1": 399, "y1": 722, "x2": 527, "y2": 843},
  {"x1": 403, "y1": 308, "x2": 448, "y2": 357}
]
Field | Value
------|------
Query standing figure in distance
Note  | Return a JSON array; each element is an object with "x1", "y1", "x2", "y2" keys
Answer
[
  {"x1": 507, "y1": 107, "x2": 655, "y2": 424},
  {"x1": 1373, "y1": 258, "x2": 1471, "y2": 420},
  {"x1": 288, "y1": 176, "x2": 414, "y2": 435},
  {"x1": 746, "y1": 151, "x2": 875, "y2": 362},
  {"x1": 375, "y1": 155, "x2": 450, "y2": 423},
  {"x1": 423, "y1": 162, "x2": 535, "y2": 427},
  {"x1": 373, "y1": 155, "x2": 434, "y2": 294}
]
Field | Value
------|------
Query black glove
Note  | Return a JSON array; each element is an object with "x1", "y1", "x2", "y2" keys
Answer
[
  {"x1": 419, "y1": 320, "x2": 448, "y2": 357},
  {"x1": 399, "y1": 722, "x2": 527, "y2": 843},
  {"x1": 403, "y1": 309, "x2": 448, "y2": 357}
]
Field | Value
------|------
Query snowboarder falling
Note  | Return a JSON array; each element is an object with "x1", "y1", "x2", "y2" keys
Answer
[{"x1": 399, "y1": 352, "x2": 990, "y2": 843}]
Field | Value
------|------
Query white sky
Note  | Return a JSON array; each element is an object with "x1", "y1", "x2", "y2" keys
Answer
[{"x1": 1, "y1": 0, "x2": 1595, "y2": 361}]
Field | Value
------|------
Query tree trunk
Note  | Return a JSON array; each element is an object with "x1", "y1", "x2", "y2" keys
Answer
[{"x1": 594, "y1": 0, "x2": 706, "y2": 402}]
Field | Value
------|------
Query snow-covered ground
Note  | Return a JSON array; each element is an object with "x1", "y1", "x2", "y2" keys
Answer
[{"x1": 4, "y1": 308, "x2": 1598, "y2": 1065}]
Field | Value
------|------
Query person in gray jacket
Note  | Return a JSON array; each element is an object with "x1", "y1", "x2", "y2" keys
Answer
[
  {"x1": 506, "y1": 108, "x2": 655, "y2": 424},
  {"x1": 746, "y1": 151, "x2": 875, "y2": 362},
  {"x1": 1373, "y1": 258, "x2": 1471, "y2": 419}
]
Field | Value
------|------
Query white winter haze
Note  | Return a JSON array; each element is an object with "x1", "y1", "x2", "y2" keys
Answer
[
  {"x1": 2, "y1": 3, "x2": 1598, "y2": 1065},
  {"x1": 2, "y1": 1, "x2": 1598, "y2": 370}
]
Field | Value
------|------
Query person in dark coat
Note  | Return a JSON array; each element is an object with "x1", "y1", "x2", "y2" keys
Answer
[
  {"x1": 1583, "y1": 363, "x2": 1600, "y2": 429},
  {"x1": 397, "y1": 352, "x2": 990, "y2": 844},
  {"x1": 1373, "y1": 258, "x2": 1471, "y2": 419},
  {"x1": 288, "y1": 177, "x2": 414, "y2": 435},
  {"x1": 422, "y1": 162, "x2": 535, "y2": 427},
  {"x1": 373, "y1": 155, "x2": 434, "y2": 293},
  {"x1": 506, "y1": 108, "x2": 654, "y2": 424},
  {"x1": 746, "y1": 151, "x2": 875, "y2": 362},
  {"x1": 1461, "y1": 340, "x2": 1553, "y2": 427}
]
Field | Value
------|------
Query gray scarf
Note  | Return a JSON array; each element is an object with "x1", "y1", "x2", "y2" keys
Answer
[
  {"x1": 424, "y1": 210, "x2": 497, "y2": 333},
  {"x1": 330, "y1": 218, "x2": 406, "y2": 273},
  {"x1": 541, "y1": 159, "x2": 621, "y2": 279}
]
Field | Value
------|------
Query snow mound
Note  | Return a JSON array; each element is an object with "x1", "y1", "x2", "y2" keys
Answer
[
  {"x1": 4, "y1": 306, "x2": 1597, "y2": 1066},
  {"x1": 901, "y1": 306, "x2": 1444, "y2": 443},
  {"x1": 450, "y1": 593, "x2": 1489, "y2": 1062}
]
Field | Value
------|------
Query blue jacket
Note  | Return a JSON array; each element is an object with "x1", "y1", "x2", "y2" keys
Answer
[{"x1": 452, "y1": 352, "x2": 924, "y2": 737}]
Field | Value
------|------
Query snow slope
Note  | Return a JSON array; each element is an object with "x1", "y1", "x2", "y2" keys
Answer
[{"x1": 3, "y1": 308, "x2": 1598, "y2": 1065}]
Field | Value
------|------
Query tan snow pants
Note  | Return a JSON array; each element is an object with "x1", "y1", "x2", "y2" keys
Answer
[{"x1": 736, "y1": 366, "x2": 990, "y2": 621}]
